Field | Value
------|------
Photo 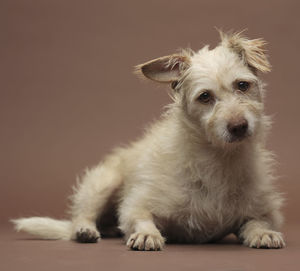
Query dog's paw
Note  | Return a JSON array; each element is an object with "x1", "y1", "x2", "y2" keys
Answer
[
  {"x1": 76, "y1": 228, "x2": 100, "y2": 243},
  {"x1": 126, "y1": 232, "x2": 165, "y2": 251},
  {"x1": 244, "y1": 230, "x2": 285, "y2": 249}
]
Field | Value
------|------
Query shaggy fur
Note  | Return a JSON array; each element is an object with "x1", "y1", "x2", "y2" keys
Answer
[{"x1": 12, "y1": 31, "x2": 285, "y2": 250}]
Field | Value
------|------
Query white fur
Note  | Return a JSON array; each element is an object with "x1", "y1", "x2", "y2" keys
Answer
[
  {"x1": 12, "y1": 31, "x2": 285, "y2": 250},
  {"x1": 11, "y1": 217, "x2": 72, "y2": 240}
]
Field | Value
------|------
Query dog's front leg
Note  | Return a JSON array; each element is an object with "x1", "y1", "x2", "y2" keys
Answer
[
  {"x1": 119, "y1": 205, "x2": 165, "y2": 251},
  {"x1": 238, "y1": 220, "x2": 285, "y2": 249}
]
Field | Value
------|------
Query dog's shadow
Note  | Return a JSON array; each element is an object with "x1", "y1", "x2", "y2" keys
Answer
[{"x1": 163, "y1": 234, "x2": 245, "y2": 252}]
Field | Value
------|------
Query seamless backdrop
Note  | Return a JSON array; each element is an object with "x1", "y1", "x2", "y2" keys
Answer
[{"x1": 0, "y1": 0, "x2": 299, "y2": 230}]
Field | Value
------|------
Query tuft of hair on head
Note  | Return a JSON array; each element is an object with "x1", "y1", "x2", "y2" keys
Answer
[
  {"x1": 218, "y1": 29, "x2": 271, "y2": 73},
  {"x1": 134, "y1": 49, "x2": 193, "y2": 86}
]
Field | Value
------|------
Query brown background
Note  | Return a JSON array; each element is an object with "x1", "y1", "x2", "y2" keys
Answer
[{"x1": 0, "y1": 0, "x2": 299, "y2": 270}]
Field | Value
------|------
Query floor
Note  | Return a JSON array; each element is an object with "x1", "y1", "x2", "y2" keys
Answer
[{"x1": 1, "y1": 223, "x2": 299, "y2": 271}]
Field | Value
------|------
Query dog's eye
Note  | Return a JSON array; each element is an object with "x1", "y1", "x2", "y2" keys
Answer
[
  {"x1": 237, "y1": 81, "x2": 250, "y2": 92},
  {"x1": 198, "y1": 92, "x2": 212, "y2": 104}
]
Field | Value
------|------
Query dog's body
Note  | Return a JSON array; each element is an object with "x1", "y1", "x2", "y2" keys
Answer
[{"x1": 12, "y1": 31, "x2": 285, "y2": 250}]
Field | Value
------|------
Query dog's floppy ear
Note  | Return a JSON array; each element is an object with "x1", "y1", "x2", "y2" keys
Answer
[
  {"x1": 220, "y1": 30, "x2": 271, "y2": 73},
  {"x1": 135, "y1": 53, "x2": 191, "y2": 83}
]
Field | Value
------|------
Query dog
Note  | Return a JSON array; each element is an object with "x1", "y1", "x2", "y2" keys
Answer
[{"x1": 12, "y1": 31, "x2": 285, "y2": 250}]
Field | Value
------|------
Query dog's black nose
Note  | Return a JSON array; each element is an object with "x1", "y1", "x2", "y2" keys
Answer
[{"x1": 227, "y1": 119, "x2": 248, "y2": 139}]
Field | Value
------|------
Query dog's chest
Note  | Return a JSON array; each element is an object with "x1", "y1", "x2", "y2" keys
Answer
[
  {"x1": 158, "y1": 164, "x2": 250, "y2": 242},
  {"x1": 194, "y1": 184, "x2": 241, "y2": 218}
]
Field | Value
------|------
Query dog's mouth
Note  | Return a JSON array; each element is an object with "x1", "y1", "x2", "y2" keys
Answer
[{"x1": 227, "y1": 133, "x2": 250, "y2": 143}]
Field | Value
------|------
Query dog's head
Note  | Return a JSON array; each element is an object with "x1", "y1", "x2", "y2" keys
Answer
[{"x1": 136, "y1": 31, "x2": 271, "y2": 148}]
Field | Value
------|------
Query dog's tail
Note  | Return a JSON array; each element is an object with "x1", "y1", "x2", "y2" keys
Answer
[{"x1": 11, "y1": 217, "x2": 72, "y2": 240}]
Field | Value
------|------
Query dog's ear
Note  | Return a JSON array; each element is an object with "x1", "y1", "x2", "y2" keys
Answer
[
  {"x1": 135, "y1": 53, "x2": 191, "y2": 83},
  {"x1": 220, "y1": 30, "x2": 271, "y2": 73}
]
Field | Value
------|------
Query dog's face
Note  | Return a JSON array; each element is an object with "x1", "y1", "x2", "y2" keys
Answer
[
  {"x1": 182, "y1": 45, "x2": 265, "y2": 147},
  {"x1": 137, "y1": 31, "x2": 271, "y2": 148}
]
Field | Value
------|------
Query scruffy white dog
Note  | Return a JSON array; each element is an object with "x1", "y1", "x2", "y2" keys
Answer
[{"x1": 12, "y1": 31, "x2": 285, "y2": 250}]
